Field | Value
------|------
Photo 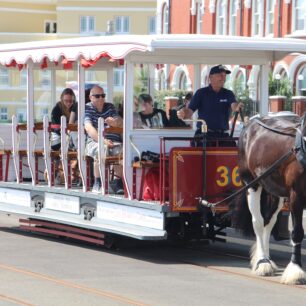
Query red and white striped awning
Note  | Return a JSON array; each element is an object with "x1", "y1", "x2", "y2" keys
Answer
[{"x1": 0, "y1": 35, "x2": 152, "y2": 67}]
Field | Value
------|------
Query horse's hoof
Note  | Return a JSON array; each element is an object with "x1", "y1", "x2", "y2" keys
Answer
[
  {"x1": 253, "y1": 259, "x2": 275, "y2": 276},
  {"x1": 281, "y1": 262, "x2": 306, "y2": 285},
  {"x1": 270, "y1": 259, "x2": 279, "y2": 272}
]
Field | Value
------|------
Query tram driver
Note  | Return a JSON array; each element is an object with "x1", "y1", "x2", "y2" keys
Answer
[{"x1": 177, "y1": 65, "x2": 243, "y2": 145}]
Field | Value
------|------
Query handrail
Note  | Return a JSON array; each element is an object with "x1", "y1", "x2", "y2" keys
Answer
[{"x1": 105, "y1": 126, "x2": 123, "y2": 135}]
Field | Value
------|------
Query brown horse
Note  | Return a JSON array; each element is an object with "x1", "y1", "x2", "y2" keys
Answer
[{"x1": 237, "y1": 114, "x2": 306, "y2": 284}]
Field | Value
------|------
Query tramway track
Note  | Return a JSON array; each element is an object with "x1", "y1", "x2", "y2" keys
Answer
[
  {"x1": 165, "y1": 242, "x2": 306, "y2": 290},
  {"x1": 0, "y1": 263, "x2": 149, "y2": 306},
  {"x1": 0, "y1": 293, "x2": 34, "y2": 306}
]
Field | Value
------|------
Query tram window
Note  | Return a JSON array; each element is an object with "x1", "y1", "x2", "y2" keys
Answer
[{"x1": 132, "y1": 63, "x2": 192, "y2": 129}]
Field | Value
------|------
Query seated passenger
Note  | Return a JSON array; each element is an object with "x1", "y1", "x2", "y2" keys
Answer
[
  {"x1": 84, "y1": 85, "x2": 123, "y2": 194},
  {"x1": 50, "y1": 88, "x2": 77, "y2": 151},
  {"x1": 138, "y1": 94, "x2": 169, "y2": 128}
]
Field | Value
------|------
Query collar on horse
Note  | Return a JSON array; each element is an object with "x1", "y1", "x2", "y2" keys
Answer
[
  {"x1": 254, "y1": 116, "x2": 306, "y2": 167},
  {"x1": 253, "y1": 118, "x2": 297, "y2": 137}
]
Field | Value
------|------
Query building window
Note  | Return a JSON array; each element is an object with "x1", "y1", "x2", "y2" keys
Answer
[
  {"x1": 216, "y1": 0, "x2": 227, "y2": 35},
  {"x1": 80, "y1": 16, "x2": 95, "y2": 34},
  {"x1": 39, "y1": 108, "x2": 49, "y2": 120},
  {"x1": 196, "y1": 1, "x2": 204, "y2": 34},
  {"x1": 115, "y1": 16, "x2": 129, "y2": 34},
  {"x1": 162, "y1": 3, "x2": 169, "y2": 34},
  {"x1": 45, "y1": 21, "x2": 57, "y2": 33},
  {"x1": 114, "y1": 68, "x2": 124, "y2": 87},
  {"x1": 292, "y1": 0, "x2": 306, "y2": 32},
  {"x1": 234, "y1": 69, "x2": 246, "y2": 93},
  {"x1": 40, "y1": 70, "x2": 51, "y2": 88},
  {"x1": 159, "y1": 70, "x2": 166, "y2": 90},
  {"x1": 297, "y1": 65, "x2": 306, "y2": 95},
  {"x1": 229, "y1": 0, "x2": 238, "y2": 35},
  {"x1": 17, "y1": 109, "x2": 26, "y2": 123},
  {"x1": 252, "y1": 0, "x2": 263, "y2": 36},
  {"x1": 85, "y1": 70, "x2": 95, "y2": 82},
  {"x1": 149, "y1": 16, "x2": 156, "y2": 34},
  {"x1": 265, "y1": 0, "x2": 275, "y2": 36},
  {"x1": 179, "y1": 72, "x2": 188, "y2": 90},
  {"x1": 0, "y1": 107, "x2": 8, "y2": 121},
  {"x1": 20, "y1": 70, "x2": 27, "y2": 87},
  {"x1": 0, "y1": 68, "x2": 9, "y2": 87}
]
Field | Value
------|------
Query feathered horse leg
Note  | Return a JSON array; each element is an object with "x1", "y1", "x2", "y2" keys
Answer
[
  {"x1": 247, "y1": 186, "x2": 275, "y2": 276},
  {"x1": 281, "y1": 192, "x2": 306, "y2": 284}
]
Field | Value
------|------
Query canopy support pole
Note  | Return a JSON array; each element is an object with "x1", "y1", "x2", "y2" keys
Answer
[
  {"x1": 77, "y1": 62, "x2": 86, "y2": 192},
  {"x1": 26, "y1": 61, "x2": 36, "y2": 186},
  {"x1": 123, "y1": 59, "x2": 134, "y2": 199},
  {"x1": 259, "y1": 64, "x2": 269, "y2": 116}
]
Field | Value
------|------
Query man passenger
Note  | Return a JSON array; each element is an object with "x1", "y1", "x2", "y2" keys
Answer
[{"x1": 84, "y1": 85, "x2": 123, "y2": 193}]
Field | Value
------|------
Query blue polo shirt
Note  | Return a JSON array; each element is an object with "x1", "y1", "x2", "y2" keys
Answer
[{"x1": 189, "y1": 85, "x2": 236, "y2": 130}]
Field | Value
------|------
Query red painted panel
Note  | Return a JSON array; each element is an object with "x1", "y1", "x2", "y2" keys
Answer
[{"x1": 169, "y1": 147, "x2": 241, "y2": 212}]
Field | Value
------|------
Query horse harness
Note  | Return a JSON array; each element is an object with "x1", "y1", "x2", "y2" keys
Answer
[
  {"x1": 200, "y1": 115, "x2": 306, "y2": 208},
  {"x1": 254, "y1": 116, "x2": 306, "y2": 168}
]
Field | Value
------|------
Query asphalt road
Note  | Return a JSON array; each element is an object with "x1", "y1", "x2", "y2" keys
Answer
[{"x1": 0, "y1": 213, "x2": 305, "y2": 306}]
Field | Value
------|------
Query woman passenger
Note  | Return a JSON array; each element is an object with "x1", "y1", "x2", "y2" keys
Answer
[{"x1": 50, "y1": 88, "x2": 77, "y2": 150}]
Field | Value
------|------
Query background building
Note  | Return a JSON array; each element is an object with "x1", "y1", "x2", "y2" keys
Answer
[
  {"x1": 0, "y1": 0, "x2": 157, "y2": 123},
  {"x1": 156, "y1": 0, "x2": 306, "y2": 115}
]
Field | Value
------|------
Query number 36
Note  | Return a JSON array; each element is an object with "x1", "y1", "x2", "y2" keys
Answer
[{"x1": 216, "y1": 166, "x2": 242, "y2": 187}]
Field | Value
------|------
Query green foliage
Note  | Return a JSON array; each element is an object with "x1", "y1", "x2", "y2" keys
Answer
[
  {"x1": 268, "y1": 73, "x2": 293, "y2": 111},
  {"x1": 232, "y1": 79, "x2": 256, "y2": 117},
  {"x1": 113, "y1": 94, "x2": 123, "y2": 107},
  {"x1": 134, "y1": 66, "x2": 149, "y2": 96},
  {"x1": 154, "y1": 89, "x2": 188, "y2": 109},
  {"x1": 268, "y1": 73, "x2": 292, "y2": 98}
]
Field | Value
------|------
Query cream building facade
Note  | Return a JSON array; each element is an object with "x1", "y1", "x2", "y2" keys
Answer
[{"x1": 0, "y1": 0, "x2": 156, "y2": 123}]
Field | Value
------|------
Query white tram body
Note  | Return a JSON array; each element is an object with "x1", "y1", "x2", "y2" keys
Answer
[{"x1": 0, "y1": 35, "x2": 305, "y2": 243}]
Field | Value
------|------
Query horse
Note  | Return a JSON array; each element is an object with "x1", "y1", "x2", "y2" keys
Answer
[{"x1": 236, "y1": 114, "x2": 306, "y2": 285}]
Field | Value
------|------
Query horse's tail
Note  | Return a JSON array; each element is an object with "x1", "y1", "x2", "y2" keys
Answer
[{"x1": 230, "y1": 191, "x2": 254, "y2": 237}]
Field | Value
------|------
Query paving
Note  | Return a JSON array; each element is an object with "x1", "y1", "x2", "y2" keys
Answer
[{"x1": 0, "y1": 213, "x2": 305, "y2": 306}]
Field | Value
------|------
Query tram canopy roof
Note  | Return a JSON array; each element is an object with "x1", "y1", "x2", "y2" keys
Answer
[{"x1": 0, "y1": 34, "x2": 305, "y2": 66}]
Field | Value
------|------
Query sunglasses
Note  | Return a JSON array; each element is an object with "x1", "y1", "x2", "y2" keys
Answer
[{"x1": 92, "y1": 93, "x2": 106, "y2": 99}]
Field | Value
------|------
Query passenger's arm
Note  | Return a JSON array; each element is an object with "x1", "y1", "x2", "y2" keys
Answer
[
  {"x1": 105, "y1": 116, "x2": 123, "y2": 128},
  {"x1": 84, "y1": 122, "x2": 98, "y2": 142},
  {"x1": 69, "y1": 111, "x2": 76, "y2": 124},
  {"x1": 177, "y1": 107, "x2": 194, "y2": 120}
]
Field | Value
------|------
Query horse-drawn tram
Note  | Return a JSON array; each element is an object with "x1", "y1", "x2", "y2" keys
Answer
[{"x1": 0, "y1": 34, "x2": 306, "y2": 284}]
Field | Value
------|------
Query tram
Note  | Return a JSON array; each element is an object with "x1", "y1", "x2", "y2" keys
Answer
[{"x1": 0, "y1": 35, "x2": 305, "y2": 246}]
